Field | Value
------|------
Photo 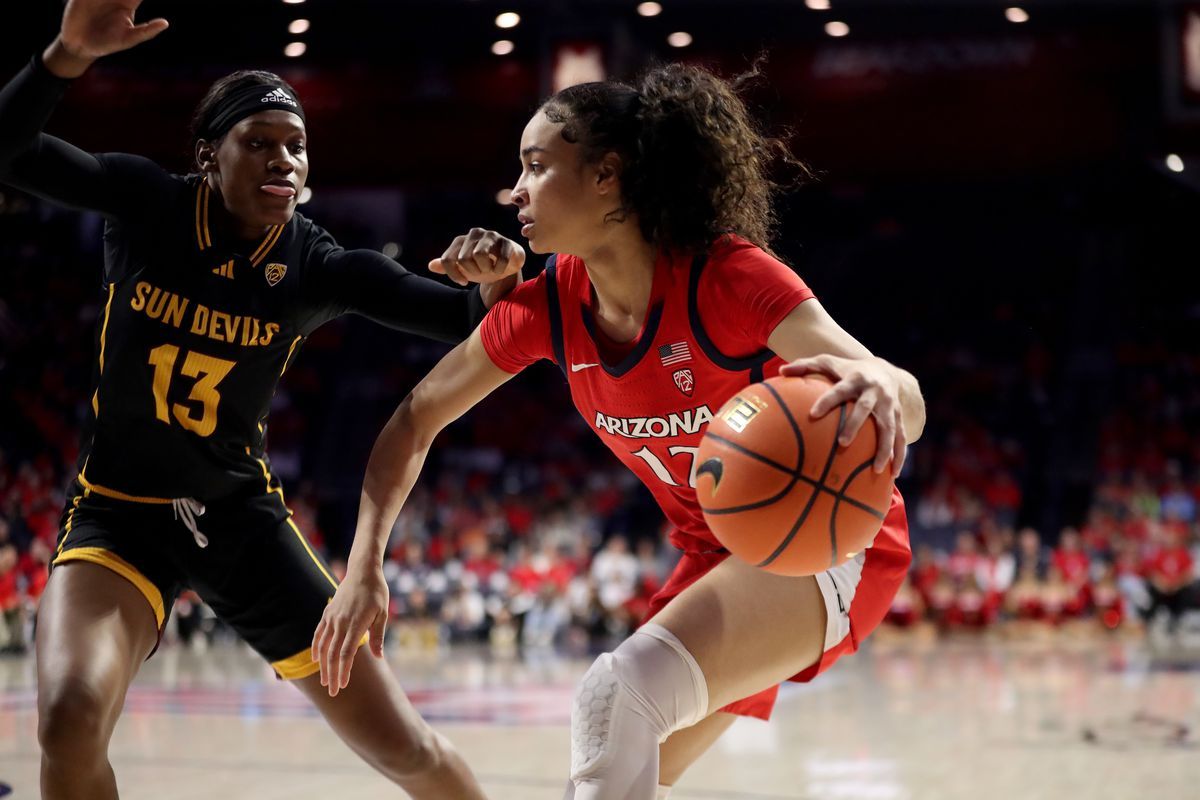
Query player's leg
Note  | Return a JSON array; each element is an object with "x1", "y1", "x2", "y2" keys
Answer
[
  {"x1": 293, "y1": 653, "x2": 487, "y2": 799},
  {"x1": 656, "y1": 711, "x2": 738, "y2": 793},
  {"x1": 568, "y1": 556, "x2": 828, "y2": 800},
  {"x1": 36, "y1": 562, "x2": 160, "y2": 800},
  {"x1": 194, "y1": 504, "x2": 486, "y2": 800}
]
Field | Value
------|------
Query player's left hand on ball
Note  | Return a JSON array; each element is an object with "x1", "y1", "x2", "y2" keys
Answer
[
  {"x1": 429, "y1": 228, "x2": 526, "y2": 286},
  {"x1": 311, "y1": 565, "x2": 389, "y2": 697},
  {"x1": 781, "y1": 354, "x2": 907, "y2": 478}
]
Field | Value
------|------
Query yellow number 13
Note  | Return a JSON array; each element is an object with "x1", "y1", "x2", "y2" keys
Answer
[{"x1": 148, "y1": 344, "x2": 235, "y2": 437}]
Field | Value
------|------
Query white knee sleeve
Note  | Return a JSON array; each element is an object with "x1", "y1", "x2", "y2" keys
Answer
[{"x1": 570, "y1": 624, "x2": 709, "y2": 799}]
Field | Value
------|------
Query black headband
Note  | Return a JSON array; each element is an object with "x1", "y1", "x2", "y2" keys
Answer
[{"x1": 198, "y1": 83, "x2": 306, "y2": 140}]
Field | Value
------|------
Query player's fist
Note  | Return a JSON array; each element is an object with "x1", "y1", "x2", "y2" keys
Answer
[
  {"x1": 429, "y1": 228, "x2": 527, "y2": 287},
  {"x1": 59, "y1": 0, "x2": 168, "y2": 62}
]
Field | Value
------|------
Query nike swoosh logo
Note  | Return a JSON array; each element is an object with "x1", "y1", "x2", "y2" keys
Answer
[{"x1": 570, "y1": 362, "x2": 600, "y2": 372}]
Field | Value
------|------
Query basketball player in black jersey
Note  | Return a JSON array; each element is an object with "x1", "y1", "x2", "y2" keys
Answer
[{"x1": 0, "y1": 2, "x2": 524, "y2": 798}]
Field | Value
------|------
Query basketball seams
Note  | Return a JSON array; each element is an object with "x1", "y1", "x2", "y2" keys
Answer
[
  {"x1": 756, "y1": 404, "x2": 847, "y2": 569},
  {"x1": 759, "y1": 381, "x2": 807, "y2": 474},
  {"x1": 700, "y1": 381, "x2": 809, "y2": 521},
  {"x1": 827, "y1": 459, "x2": 881, "y2": 568},
  {"x1": 699, "y1": 438, "x2": 887, "y2": 520},
  {"x1": 703, "y1": 433, "x2": 794, "y2": 478},
  {"x1": 699, "y1": 377, "x2": 893, "y2": 576}
]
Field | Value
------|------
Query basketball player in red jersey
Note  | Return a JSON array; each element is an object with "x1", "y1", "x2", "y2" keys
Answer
[{"x1": 315, "y1": 65, "x2": 926, "y2": 799}]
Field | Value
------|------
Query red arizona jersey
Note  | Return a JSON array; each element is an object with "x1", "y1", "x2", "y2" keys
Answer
[{"x1": 481, "y1": 235, "x2": 906, "y2": 555}]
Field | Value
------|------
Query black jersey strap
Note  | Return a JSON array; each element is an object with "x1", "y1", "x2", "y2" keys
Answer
[
  {"x1": 544, "y1": 255, "x2": 568, "y2": 377},
  {"x1": 687, "y1": 252, "x2": 774, "y2": 376}
]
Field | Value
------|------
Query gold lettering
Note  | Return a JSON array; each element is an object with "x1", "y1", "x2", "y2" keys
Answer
[
  {"x1": 163, "y1": 295, "x2": 190, "y2": 328},
  {"x1": 259, "y1": 323, "x2": 279, "y2": 347},
  {"x1": 210, "y1": 311, "x2": 228, "y2": 342},
  {"x1": 145, "y1": 287, "x2": 167, "y2": 320},
  {"x1": 130, "y1": 281, "x2": 151, "y2": 311},
  {"x1": 190, "y1": 304, "x2": 210, "y2": 335}
]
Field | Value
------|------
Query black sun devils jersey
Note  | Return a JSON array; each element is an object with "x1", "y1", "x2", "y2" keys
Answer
[
  {"x1": 1, "y1": 56, "x2": 488, "y2": 504},
  {"x1": 77, "y1": 174, "x2": 489, "y2": 503},
  {"x1": 82, "y1": 177, "x2": 321, "y2": 501}
]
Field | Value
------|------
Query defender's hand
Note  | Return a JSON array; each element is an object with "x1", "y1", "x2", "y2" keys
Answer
[
  {"x1": 61, "y1": 0, "x2": 168, "y2": 59},
  {"x1": 311, "y1": 565, "x2": 389, "y2": 697},
  {"x1": 430, "y1": 228, "x2": 526, "y2": 287}
]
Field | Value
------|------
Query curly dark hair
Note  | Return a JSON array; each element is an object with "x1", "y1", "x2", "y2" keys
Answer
[
  {"x1": 541, "y1": 62, "x2": 807, "y2": 255},
  {"x1": 188, "y1": 70, "x2": 298, "y2": 151}
]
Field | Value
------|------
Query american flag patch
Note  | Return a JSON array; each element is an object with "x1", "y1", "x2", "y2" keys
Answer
[{"x1": 658, "y1": 341, "x2": 692, "y2": 366}]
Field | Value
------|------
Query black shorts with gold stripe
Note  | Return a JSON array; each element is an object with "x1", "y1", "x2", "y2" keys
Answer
[{"x1": 53, "y1": 478, "x2": 337, "y2": 680}]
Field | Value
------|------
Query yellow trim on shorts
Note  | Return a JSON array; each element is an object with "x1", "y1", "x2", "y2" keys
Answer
[
  {"x1": 272, "y1": 647, "x2": 323, "y2": 680},
  {"x1": 287, "y1": 517, "x2": 338, "y2": 590},
  {"x1": 57, "y1": 488, "x2": 92, "y2": 557},
  {"x1": 247, "y1": 451, "x2": 336, "y2": 589},
  {"x1": 76, "y1": 470, "x2": 174, "y2": 505},
  {"x1": 271, "y1": 633, "x2": 369, "y2": 681},
  {"x1": 53, "y1": 546, "x2": 165, "y2": 627}
]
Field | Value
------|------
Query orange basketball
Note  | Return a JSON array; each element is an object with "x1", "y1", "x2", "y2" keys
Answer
[{"x1": 695, "y1": 375, "x2": 894, "y2": 576}]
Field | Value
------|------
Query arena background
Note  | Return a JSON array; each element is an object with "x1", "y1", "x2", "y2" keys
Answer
[{"x1": 1, "y1": 1, "x2": 1198, "y2": 798}]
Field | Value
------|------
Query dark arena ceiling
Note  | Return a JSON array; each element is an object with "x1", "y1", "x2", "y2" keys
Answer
[{"x1": 1, "y1": 1, "x2": 1193, "y2": 187}]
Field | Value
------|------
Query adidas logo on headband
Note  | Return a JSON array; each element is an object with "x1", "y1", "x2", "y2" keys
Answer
[{"x1": 260, "y1": 87, "x2": 298, "y2": 107}]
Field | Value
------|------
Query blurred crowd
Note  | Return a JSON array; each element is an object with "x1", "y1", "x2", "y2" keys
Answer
[{"x1": 2, "y1": 186, "x2": 1199, "y2": 657}]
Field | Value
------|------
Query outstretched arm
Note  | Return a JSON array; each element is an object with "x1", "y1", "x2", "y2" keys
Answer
[
  {"x1": 311, "y1": 330, "x2": 519, "y2": 694},
  {"x1": 768, "y1": 299, "x2": 925, "y2": 477},
  {"x1": 305, "y1": 229, "x2": 526, "y2": 343},
  {"x1": 0, "y1": 0, "x2": 170, "y2": 216}
]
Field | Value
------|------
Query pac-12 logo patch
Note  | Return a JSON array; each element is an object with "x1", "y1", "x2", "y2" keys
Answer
[
  {"x1": 264, "y1": 262, "x2": 287, "y2": 286},
  {"x1": 672, "y1": 368, "x2": 694, "y2": 397}
]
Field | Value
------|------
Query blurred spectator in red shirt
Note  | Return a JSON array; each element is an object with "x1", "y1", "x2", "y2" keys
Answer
[
  {"x1": 947, "y1": 531, "x2": 981, "y2": 581},
  {"x1": 911, "y1": 543, "x2": 942, "y2": 607},
  {"x1": 1142, "y1": 526, "x2": 1196, "y2": 634},
  {"x1": 0, "y1": 523, "x2": 23, "y2": 653}
]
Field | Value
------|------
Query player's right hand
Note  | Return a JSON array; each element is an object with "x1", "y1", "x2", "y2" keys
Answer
[
  {"x1": 311, "y1": 564, "x2": 390, "y2": 697},
  {"x1": 58, "y1": 0, "x2": 169, "y2": 61},
  {"x1": 429, "y1": 228, "x2": 527, "y2": 287}
]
